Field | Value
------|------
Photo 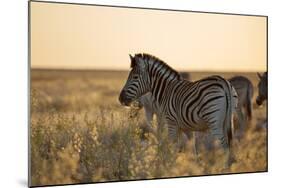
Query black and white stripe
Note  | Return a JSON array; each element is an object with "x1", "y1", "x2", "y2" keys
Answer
[
  {"x1": 119, "y1": 53, "x2": 236, "y2": 166},
  {"x1": 137, "y1": 72, "x2": 191, "y2": 136}
]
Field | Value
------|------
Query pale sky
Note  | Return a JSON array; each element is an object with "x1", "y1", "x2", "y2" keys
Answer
[{"x1": 30, "y1": 2, "x2": 267, "y2": 72}]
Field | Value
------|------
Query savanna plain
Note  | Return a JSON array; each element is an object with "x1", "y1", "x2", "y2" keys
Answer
[{"x1": 30, "y1": 69, "x2": 267, "y2": 186}]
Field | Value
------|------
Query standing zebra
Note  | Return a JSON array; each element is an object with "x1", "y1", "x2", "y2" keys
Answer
[
  {"x1": 119, "y1": 53, "x2": 236, "y2": 167},
  {"x1": 256, "y1": 72, "x2": 268, "y2": 106},
  {"x1": 228, "y1": 76, "x2": 254, "y2": 136}
]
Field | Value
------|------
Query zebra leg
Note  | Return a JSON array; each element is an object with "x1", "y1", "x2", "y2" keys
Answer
[
  {"x1": 178, "y1": 131, "x2": 188, "y2": 152},
  {"x1": 216, "y1": 131, "x2": 233, "y2": 169},
  {"x1": 167, "y1": 123, "x2": 186, "y2": 152},
  {"x1": 235, "y1": 106, "x2": 245, "y2": 140},
  {"x1": 156, "y1": 114, "x2": 165, "y2": 137},
  {"x1": 246, "y1": 88, "x2": 253, "y2": 121},
  {"x1": 245, "y1": 102, "x2": 252, "y2": 121},
  {"x1": 223, "y1": 143, "x2": 231, "y2": 169},
  {"x1": 224, "y1": 127, "x2": 236, "y2": 169},
  {"x1": 192, "y1": 132, "x2": 199, "y2": 158},
  {"x1": 181, "y1": 130, "x2": 199, "y2": 159},
  {"x1": 207, "y1": 116, "x2": 233, "y2": 168},
  {"x1": 143, "y1": 107, "x2": 157, "y2": 137}
]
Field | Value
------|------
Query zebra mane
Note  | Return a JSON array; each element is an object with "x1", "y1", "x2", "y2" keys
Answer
[{"x1": 133, "y1": 53, "x2": 181, "y2": 79}]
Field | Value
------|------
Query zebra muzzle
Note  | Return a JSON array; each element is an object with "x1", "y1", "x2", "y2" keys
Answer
[{"x1": 119, "y1": 90, "x2": 131, "y2": 106}]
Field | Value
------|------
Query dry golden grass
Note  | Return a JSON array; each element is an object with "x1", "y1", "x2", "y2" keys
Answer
[{"x1": 30, "y1": 69, "x2": 267, "y2": 187}]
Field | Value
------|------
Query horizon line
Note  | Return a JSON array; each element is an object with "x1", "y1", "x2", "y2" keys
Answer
[{"x1": 30, "y1": 67, "x2": 267, "y2": 73}]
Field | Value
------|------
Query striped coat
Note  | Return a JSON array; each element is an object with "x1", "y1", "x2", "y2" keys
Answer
[
  {"x1": 119, "y1": 53, "x2": 237, "y2": 166},
  {"x1": 137, "y1": 72, "x2": 191, "y2": 137}
]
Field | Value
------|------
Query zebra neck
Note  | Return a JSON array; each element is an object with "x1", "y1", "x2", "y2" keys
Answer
[
  {"x1": 149, "y1": 71, "x2": 179, "y2": 108},
  {"x1": 146, "y1": 59, "x2": 180, "y2": 108}
]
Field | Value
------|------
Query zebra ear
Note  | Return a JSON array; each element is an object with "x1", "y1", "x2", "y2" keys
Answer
[
  {"x1": 135, "y1": 55, "x2": 146, "y2": 70},
  {"x1": 129, "y1": 54, "x2": 133, "y2": 61},
  {"x1": 257, "y1": 72, "x2": 262, "y2": 79},
  {"x1": 129, "y1": 54, "x2": 135, "y2": 68}
]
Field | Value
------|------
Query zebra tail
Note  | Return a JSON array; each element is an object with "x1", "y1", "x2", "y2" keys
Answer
[{"x1": 223, "y1": 79, "x2": 234, "y2": 146}]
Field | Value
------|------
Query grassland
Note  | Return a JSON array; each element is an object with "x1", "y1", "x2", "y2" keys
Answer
[{"x1": 30, "y1": 69, "x2": 267, "y2": 186}]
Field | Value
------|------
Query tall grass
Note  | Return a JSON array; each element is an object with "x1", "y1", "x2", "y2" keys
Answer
[{"x1": 30, "y1": 70, "x2": 267, "y2": 186}]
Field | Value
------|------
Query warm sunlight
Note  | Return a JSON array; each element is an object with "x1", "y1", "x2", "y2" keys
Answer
[{"x1": 31, "y1": 2, "x2": 267, "y2": 72}]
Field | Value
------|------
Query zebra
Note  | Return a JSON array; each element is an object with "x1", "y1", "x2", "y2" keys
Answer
[
  {"x1": 256, "y1": 72, "x2": 268, "y2": 106},
  {"x1": 228, "y1": 76, "x2": 254, "y2": 137},
  {"x1": 119, "y1": 53, "x2": 236, "y2": 167}
]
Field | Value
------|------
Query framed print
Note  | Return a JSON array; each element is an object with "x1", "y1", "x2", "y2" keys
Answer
[{"x1": 29, "y1": 1, "x2": 268, "y2": 187}]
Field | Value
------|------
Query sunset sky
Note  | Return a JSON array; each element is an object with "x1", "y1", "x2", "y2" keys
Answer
[{"x1": 30, "y1": 2, "x2": 267, "y2": 72}]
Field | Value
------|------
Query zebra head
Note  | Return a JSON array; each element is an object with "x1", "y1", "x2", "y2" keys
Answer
[
  {"x1": 256, "y1": 72, "x2": 268, "y2": 106},
  {"x1": 119, "y1": 54, "x2": 151, "y2": 107}
]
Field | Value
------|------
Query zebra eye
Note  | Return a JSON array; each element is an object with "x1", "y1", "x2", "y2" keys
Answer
[{"x1": 132, "y1": 75, "x2": 139, "y2": 79}]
